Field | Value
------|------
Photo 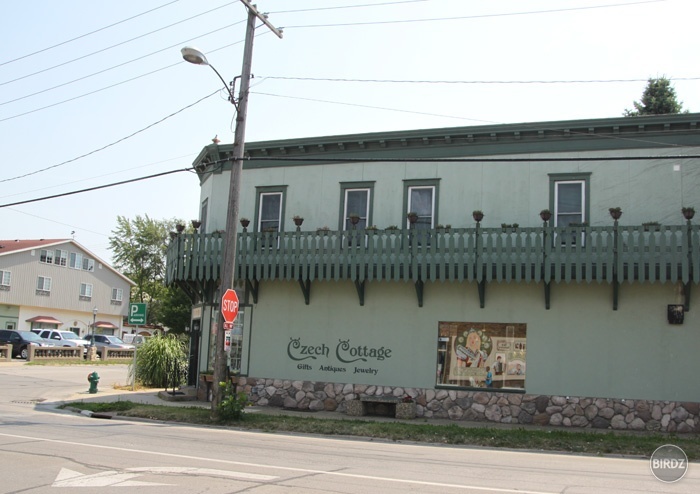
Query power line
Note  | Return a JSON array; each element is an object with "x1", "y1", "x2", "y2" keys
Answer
[
  {"x1": 259, "y1": 75, "x2": 700, "y2": 85},
  {"x1": 281, "y1": 0, "x2": 664, "y2": 29},
  {"x1": 270, "y1": 0, "x2": 429, "y2": 14},
  {"x1": 0, "y1": 2, "x2": 238, "y2": 87},
  {"x1": 0, "y1": 0, "x2": 181, "y2": 67},
  {"x1": 0, "y1": 20, "x2": 247, "y2": 107},
  {"x1": 0, "y1": 168, "x2": 193, "y2": 209},
  {"x1": 0, "y1": 90, "x2": 218, "y2": 183},
  {"x1": 4, "y1": 152, "x2": 699, "y2": 208}
]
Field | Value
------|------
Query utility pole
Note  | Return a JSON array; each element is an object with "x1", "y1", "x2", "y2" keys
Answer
[{"x1": 211, "y1": 1, "x2": 282, "y2": 418}]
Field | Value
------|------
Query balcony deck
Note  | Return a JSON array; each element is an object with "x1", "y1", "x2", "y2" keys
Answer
[{"x1": 166, "y1": 224, "x2": 699, "y2": 308}]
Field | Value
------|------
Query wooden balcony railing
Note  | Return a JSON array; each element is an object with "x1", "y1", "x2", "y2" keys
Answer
[{"x1": 166, "y1": 225, "x2": 699, "y2": 307}]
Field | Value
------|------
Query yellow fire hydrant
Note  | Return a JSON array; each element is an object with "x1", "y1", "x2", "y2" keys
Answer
[{"x1": 87, "y1": 371, "x2": 100, "y2": 394}]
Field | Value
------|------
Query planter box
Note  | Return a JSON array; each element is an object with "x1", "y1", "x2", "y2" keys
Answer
[
  {"x1": 345, "y1": 400, "x2": 366, "y2": 416},
  {"x1": 395, "y1": 402, "x2": 417, "y2": 420}
]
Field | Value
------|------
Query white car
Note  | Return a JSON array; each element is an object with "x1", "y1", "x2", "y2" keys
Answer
[{"x1": 32, "y1": 329, "x2": 89, "y2": 348}]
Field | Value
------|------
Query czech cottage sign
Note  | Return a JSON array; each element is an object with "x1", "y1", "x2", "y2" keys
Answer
[{"x1": 221, "y1": 289, "x2": 240, "y2": 323}]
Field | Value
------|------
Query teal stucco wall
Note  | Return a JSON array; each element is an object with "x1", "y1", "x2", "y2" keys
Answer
[{"x1": 245, "y1": 279, "x2": 698, "y2": 403}]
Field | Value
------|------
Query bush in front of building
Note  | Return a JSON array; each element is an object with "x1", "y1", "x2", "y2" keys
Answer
[
  {"x1": 129, "y1": 334, "x2": 187, "y2": 388},
  {"x1": 217, "y1": 380, "x2": 249, "y2": 421}
]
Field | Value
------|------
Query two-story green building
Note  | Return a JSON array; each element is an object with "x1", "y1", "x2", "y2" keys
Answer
[{"x1": 167, "y1": 113, "x2": 700, "y2": 432}]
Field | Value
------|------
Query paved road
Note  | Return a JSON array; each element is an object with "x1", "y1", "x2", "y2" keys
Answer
[{"x1": 0, "y1": 362, "x2": 697, "y2": 493}]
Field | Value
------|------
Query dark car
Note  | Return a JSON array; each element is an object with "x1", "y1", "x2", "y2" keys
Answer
[{"x1": 0, "y1": 329, "x2": 54, "y2": 359}]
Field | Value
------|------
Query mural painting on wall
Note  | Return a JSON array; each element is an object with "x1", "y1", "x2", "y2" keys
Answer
[{"x1": 436, "y1": 322, "x2": 526, "y2": 390}]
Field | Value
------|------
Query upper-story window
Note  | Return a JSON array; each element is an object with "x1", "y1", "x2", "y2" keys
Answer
[
  {"x1": 549, "y1": 173, "x2": 591, "y2": 227},
  {"x1": 37, "y1": 276, "x2": 52, "y2": 292},
  {"x1": 112, "y1": 287, "x2": 123, "y2": 303},
  {"x1": 69, "y1": 252, "x2": 95, "y2": 271},
  {"x1": 39, "y1": 249, "x2": 54, "y2": 264},
  {"x1": 340, "y1": 182, "x2": 374, "y2": 230},
  {"x1": 200, "y1": 198, "x2": 208, "y2": 233},
  {"x1": 0, "y1": 270, "x2": 10, "y2": 287},
  {"x1": 255, "y1": 186, "x2": 287, "y2": 233},
  {"x1": 54, "y1": 249, "x2": 68, "y2": 266},
  {"x1": 80, "y1": 283, "x2": 93, "y2": 299},
  {"x1": 404, "y1": 179, "x2": 440, "y2": 230}
]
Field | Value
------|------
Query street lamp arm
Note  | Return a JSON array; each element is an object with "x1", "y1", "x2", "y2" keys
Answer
[{"x1": 181, "y1": 46, "x2": 237, "y2": 110}]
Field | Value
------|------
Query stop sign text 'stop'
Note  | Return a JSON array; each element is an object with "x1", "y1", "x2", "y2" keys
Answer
[{"x1": 221, "y1": 289, "x2": 239, "y2": 322}]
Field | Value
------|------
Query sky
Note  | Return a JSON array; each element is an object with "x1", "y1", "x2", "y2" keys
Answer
[{"x1": 2, "y1": 0, "x2": 699, "y2": 263}]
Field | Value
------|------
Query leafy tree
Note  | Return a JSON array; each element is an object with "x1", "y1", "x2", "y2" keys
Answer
[
  {"x1": 159, "y1": 285, "x2": 193, "y2": 334},
  {"x1": 109, "y1": 215, "x2": 184, "y2": 325},
  {"x1": 624, "y1": 77, "x2": 687, "y2": 116}
]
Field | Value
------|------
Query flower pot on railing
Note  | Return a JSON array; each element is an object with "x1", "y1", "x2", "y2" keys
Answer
[
  {"x1": 609, "y1": 207, "x2": 623, "y2": 221},
  {"x1": 293, "y1": 216, "x2": 304, "y2": 227},
  {"x1": 540, "y1": 209, "x2": 552, "y2": 223},
  {"x1": 682, "y1": 207, "x2": 695, "y2": 221},
  {"x1": 472, "y1": 210, "x2": 484, "y2": 223},
  {"x1": 240, "y1": 218, "x2": 250, "y2": 229},
  {"x1": 407, "y1": 212, "x2": 418, "y2": 225}
]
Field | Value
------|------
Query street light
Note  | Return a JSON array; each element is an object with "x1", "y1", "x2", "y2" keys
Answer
[
  {"x1": 180, "y1": 47, "x2": 238, "y2": 109},
  {"x1": 181, "y1": 2, "x2": 281, "y2": 418}
]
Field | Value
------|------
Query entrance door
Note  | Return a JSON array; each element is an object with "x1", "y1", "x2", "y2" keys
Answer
[{"x1": 187, "y1": 319, "x2": 201, "y2": 386}]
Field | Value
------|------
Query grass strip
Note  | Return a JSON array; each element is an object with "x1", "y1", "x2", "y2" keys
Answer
[{"x1": 61, "y1": 401, "x2": 699, "y2": 460}]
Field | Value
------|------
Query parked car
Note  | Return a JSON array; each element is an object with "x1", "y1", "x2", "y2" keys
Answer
[
  {"x1": 84, "y1": 334, "x2": 135, "y2": 350},
  {"x1": 32, "y1": 329, "x2": 89, "y2": 349},
  {"x1": 0, "y1": 329, "x2": 54, "y2": 359}
]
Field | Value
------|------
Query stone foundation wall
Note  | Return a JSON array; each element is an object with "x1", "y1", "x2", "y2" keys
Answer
[{"x1": 235, "y1": 376, "x2": 700, "y2": 433}]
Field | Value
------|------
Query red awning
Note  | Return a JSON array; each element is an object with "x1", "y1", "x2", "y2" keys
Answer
[
  {"x1": 26, "y1": 316, "x2": 63, "y2": 325},
  {"x1": 95, "y1": 321, "x2": 118, "y2": 329}
]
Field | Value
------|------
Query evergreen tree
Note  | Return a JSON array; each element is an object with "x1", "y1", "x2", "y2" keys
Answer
[{"x1": 624, "y1": 77, "x2": 686, "y2": 116}]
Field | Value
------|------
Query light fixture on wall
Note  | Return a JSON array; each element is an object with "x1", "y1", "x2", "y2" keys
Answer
[{"x1": 667, "y1": 304, "x2": 684, "y2": 325}]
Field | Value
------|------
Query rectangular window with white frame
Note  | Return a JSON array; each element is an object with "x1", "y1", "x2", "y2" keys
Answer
[
  {"x1": 258, "y1": 192, "x2": 283, "y2": 233},
  {"x1": 0, "y1": 270, "x2": 10, "y2": 288},
  {"x1": 39, "y1": 249, "x2": 54, "y2": 264},
  {"x1": 37, "y1": 276, "x2": 52, "y2": 292},
  {"x1": 407, "y1": 186, "x2": 436, "y2": 230},
  {"x1": 70, "y1": 252, "x2": 82, "y2": 269},
  {"x1": 80, "y1": 283, "x2": 93, "y2": 299},
  {"x1": 54, "y1": 249, "x2": 68, "y2": 266},
  {"x1": 112, "y1": 287, "x2": 123, "y2": 303},
  {"x1": 255, "y1": 186, "x2": 286, "y2": 249},
  {"x1": 549, "y1": 173, "x2": 591, "y2": 246},
  {"x1": 554, "y1": 180, "x2": 586, "y2": 227},
  {"x1": 82, "y1": 257, "x2": 95, "y2": 272},
  {"x1": 343, "y1": 188, "x2": 370, "y2": 230}
]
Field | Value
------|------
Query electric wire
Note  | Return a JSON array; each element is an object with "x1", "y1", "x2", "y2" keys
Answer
[
  {"x1": 259, "y1": 76, "x2": 700, "y2": 85},
  {"x1": 270, "y1": 0, "x2": 429, "y2": 14},
  {"x1": 0, "y1": 20, "x2": 247, "y2": 107},
  {"x1": 0, "y1": 2, "x2": 238, "y2": 87},
  {"x1": 280, "y1": 0, "x2": 664, "y2": 29},
  {"x1": 0, "y1": 0, "x2": 181, "y2": 67},
  {"x1": 0, "y1": 90, "x2": 219, "y2": 184},
  {"x1": 3, "y1": 152, "x2": 699, "y2": 209},
  {"x1": 0, "y1": 169, "x2": 192, "y2": 208}
]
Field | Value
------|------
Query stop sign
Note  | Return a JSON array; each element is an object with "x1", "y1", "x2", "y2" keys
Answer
[{"x1": 221, "y1": 289, "x2": 239, "y2": 323}]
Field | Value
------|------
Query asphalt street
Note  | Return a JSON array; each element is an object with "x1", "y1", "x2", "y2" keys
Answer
[{"x1": 0, "y1": 362, "x2": 698, "y2": 493}]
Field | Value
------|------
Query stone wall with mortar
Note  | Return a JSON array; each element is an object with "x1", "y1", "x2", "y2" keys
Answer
[{"x1": 236, "y1": 377, "x2": 700, "y2": 433}]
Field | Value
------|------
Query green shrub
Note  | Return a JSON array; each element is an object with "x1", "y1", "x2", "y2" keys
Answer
[
  {"x1": 218, "y1": 380, "x2": 249, "y2": 421},
  {"x1": 129, "y1": 334, "x2": 187, "y2": 388}
]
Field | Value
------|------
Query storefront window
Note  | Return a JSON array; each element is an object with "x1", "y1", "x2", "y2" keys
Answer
[{"x1": 437, "y1": 321, "x2": 527, "y2": 390}]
